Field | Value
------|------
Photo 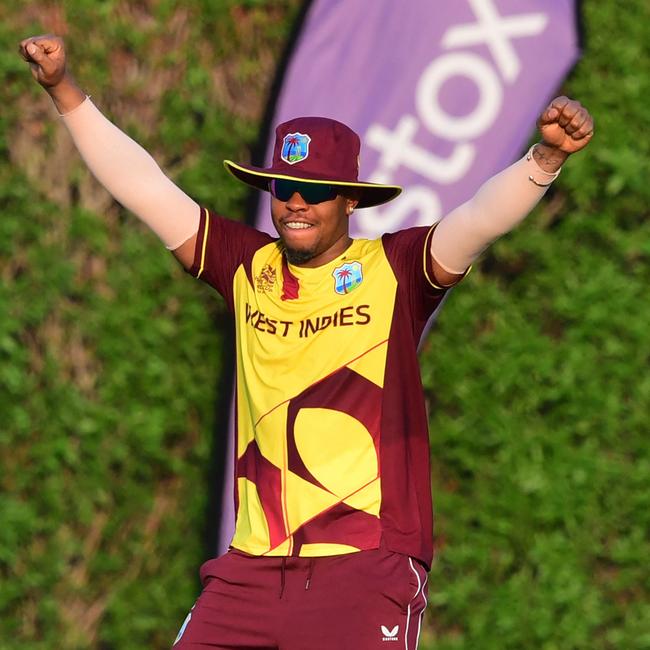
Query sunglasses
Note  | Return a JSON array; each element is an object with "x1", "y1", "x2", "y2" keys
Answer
[{"x1": 270, "y1": 178, "x2": 339, "y2": 204}]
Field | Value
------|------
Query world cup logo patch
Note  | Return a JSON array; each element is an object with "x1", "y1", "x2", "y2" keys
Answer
[
  {"x1": 332, "y1": 261, "x2": 363, "y2": 295},
  {"x1": 281, "y1": 132, "x2": 311, "y2": 165},
  {"x1": 255, "y1": 264, "x2": 277, "y2": 294}
]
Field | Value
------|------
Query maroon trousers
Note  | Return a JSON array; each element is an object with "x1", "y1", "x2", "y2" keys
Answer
[{"x1": 172, "y1": 545, "x2": 428, "y2": 649}]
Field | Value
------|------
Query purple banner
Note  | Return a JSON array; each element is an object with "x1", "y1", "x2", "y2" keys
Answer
[
  {"x1": 218, "y1": 0, "x2": 580, "y2": 552},
  {"x1": 255, "y1": 0, "x2": 580, "y2": 237}
]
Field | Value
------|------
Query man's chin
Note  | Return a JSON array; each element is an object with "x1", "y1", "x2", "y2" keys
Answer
[{"x1": 284, "y1": 246, "x2": 316, "y2": 265}]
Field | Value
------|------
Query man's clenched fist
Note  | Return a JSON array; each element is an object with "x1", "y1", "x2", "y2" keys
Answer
[
  {"x1": 18, "y1": 34, "x2": 67, "y2": 89},
  {"x1": 538, "y1": 96, "x2": 594, "y2": 155}
]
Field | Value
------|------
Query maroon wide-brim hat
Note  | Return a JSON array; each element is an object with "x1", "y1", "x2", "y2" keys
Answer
[{"x1": 223, "y1": 116, "x2": 402, "y2": 209}]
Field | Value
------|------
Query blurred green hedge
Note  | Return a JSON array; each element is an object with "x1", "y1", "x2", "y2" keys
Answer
[{"x1": 1, "y1": 1, "x2": 648, "y2": 649}]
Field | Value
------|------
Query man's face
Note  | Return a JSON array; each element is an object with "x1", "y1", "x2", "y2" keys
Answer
[{"x1": 270, "y1": 184, "x2": 357, "y2": 267}]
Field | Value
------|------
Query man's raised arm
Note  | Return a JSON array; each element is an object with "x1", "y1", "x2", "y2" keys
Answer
[
  {"x1": 18, "y1": 34, "x2": 199, "y2": 270},
  {"x1": 429, "y1": 96, "x2": 594, "y2": 287}
]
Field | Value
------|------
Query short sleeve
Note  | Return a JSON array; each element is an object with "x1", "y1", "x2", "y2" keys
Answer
[
  {"x1": 187, "y1": 207, "x2": 274, "y2": 310},
  {"x1": 382, "y1": 224, "x2": 460, "y2": 322}
]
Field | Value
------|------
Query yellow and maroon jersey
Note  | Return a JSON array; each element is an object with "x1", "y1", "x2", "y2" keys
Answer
[{"x1": 189, "y1": 207, "x2": 452, "y2": 568}]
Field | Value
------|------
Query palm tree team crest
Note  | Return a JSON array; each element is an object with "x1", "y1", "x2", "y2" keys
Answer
[
  {"x1": 332, "y1": 261, "x2": 363, "y2": 294},
  {"x1": 281, "y1": 132, "x2": 311, "y2": 164}
]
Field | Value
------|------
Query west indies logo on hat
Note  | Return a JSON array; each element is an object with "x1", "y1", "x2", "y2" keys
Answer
[{"x1": 281, "y1": 132, "x2": 311, "y2": 165}]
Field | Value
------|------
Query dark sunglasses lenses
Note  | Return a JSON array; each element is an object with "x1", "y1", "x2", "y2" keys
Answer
[{"x1": 271, "y1": 179, "x2": 338, "y2": 204}]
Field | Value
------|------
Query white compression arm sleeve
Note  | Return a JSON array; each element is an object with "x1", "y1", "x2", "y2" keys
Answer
[
  {"x1": 430, "y1": 149, "x2": 559, "y2": 275},
  {"x1": 61, "y1": 97, "x2": 200, "y2": 250}
]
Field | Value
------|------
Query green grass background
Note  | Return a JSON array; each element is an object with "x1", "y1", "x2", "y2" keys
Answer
[{"x1": 1, "y1": 1, "x2": 648, "y2": 648}]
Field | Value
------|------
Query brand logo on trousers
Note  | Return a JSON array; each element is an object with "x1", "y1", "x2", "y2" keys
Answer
[{"x1": 381, "y1": 624, "x2": 399, "y2": 642}]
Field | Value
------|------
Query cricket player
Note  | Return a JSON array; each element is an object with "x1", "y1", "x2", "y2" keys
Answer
[{"x1": 19, "y1": 34, "x2": 593, "y2": 650}]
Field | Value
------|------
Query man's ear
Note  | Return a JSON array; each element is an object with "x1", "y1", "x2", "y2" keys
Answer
[
  {"x1": 346, "y1": 198, "x2": 358, "y2": 215},
  {"x1": 339, "y1": 186, "x2": 361, "y2": 213}
]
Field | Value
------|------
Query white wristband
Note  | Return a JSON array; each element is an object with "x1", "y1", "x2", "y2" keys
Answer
[{"x1": 526, "y1": 144, "x2": 562, "y2": 187}]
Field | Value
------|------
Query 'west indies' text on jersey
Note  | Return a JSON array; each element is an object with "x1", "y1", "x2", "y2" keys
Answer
[{"x1": 189, "y1": 208, "x2": 450, "y2": 568}]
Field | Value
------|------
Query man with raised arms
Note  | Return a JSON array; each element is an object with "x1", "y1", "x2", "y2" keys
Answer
[{"x1": 19, "y1": 34, "x2": 593, "y2": 650}]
